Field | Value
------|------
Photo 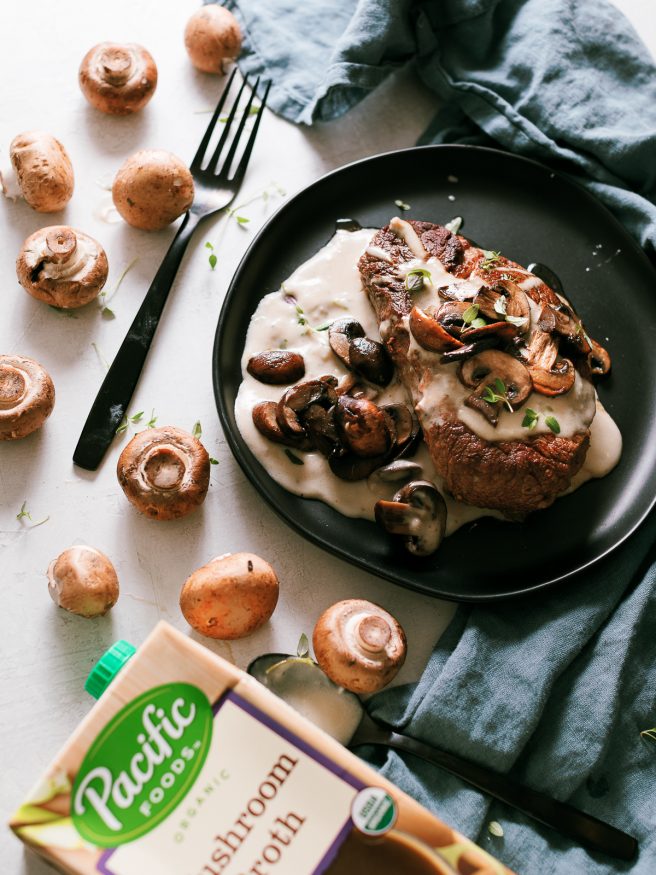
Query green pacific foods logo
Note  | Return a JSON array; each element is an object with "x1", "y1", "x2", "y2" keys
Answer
[{"x1": 72, "y1": 683, "x2": 213, "y2": 847}]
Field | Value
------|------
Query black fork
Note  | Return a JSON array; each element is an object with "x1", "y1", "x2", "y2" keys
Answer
[{"x1": 73, "y1": 71, "x2": 270, "y2": 470}]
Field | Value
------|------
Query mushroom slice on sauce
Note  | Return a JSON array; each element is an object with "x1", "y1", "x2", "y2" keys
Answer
[
  {"x1": 313, "y1": 599, "x2": 407, "y2": 694},
  {"x1": 537, "y1": 303, "x2": 593, "y2": 356},
  {"x1": 252, "y1": 401, "x2": 312, "y2": 450},
  {"x1": 368, "y1": 459, "x2": 423, "y2": 485},
  {"x1": 523, "y1": 331, "x2": 575, "y2": 396},
  {"x1": 409, "y1": 306, "x2": 464, "y2": 353},
  {"x1": 459, "y1": 349, "x2": 532, "y2": 425},
  {"x1": 16, "y1": 226, "x2": 108, "y2": 309},
  {"x1": 247, "y1": 350, "x2": 305, "y2": 385},
  {"x1": 116, "y1": 426, "x2": 210, "y2": 520},
  {"x1": 0, "y1": 354, "x2": 55, "y2": 440},
  {"x1": 303, "y1": 403, "x2": 340, "y2": 456},
  {"x1": 349, "y1": 337, "x2": 394, "y2": 386},
  {"x1": 276, "y1": 378, "x2": 338, "y2": 438},
  {"x1": 439, "y1": 337, "x2": 498, "y2": 364},
  {"x1": 328, "y1": 318, "x2": 365, "y2": 367},
  {"x1": 436, "y1": 300, "x2": 470, "y2": 337},
  {"x1": 334, "y1": 395, "x2": 394, "y2": 458},
  {"x1": 460, "y1": 321, "x2": 518, "y2": 344},
  {"x1": 247, "y1": 652, "x2": 364, "y2": 745},
  {"x1": 375, "y1": 480, "x2": 447, "y2": 557}
]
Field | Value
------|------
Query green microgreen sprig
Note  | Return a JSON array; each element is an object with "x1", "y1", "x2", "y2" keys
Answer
[{"x1": 482, "y1": 378, "x2": 514, "y2": 413}]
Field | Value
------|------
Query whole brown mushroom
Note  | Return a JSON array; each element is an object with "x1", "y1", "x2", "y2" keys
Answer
[
  {"x1": 313, "y1": 599, "x2": 407, "y2": 694},
  {"x1": 47, "y1": 546, "x2": 119, "y2": 618},
  {"x1": 112, "y1": 150, "x2": 194, "y2": 231},
  {"x1": 180, "y1": 552, "x2": 279, "y2": 639},
  {"x1": 184, "y1": 6, "x2": 242, "y2": 74},
  {"x1": 117, "y1": 426, "x2": 210, "y2": 520},
  {"x1": 16, "y1": 226, "x2": 108, "y2": 309},
  {"x1": 1, "y1": 131, "x2": 74, "y2": 212},
  {"x1": 79, "y1": 42, "x2": 158, "y2": 115},
  {"x1": 0, "y1": 355, "x2": 55, "y2": 440}
]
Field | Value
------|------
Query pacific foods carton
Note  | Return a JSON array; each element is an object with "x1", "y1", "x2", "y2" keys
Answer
[{"x1": 10, "y1": 622, "x2": 512, "y2": 875}]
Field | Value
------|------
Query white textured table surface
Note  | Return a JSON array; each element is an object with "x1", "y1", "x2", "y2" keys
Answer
[{"x1": 1, "y1": 2, "x2": 653, "y2": 872}]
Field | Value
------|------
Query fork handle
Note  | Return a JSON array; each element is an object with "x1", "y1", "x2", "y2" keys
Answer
[
  {"x1": 357, "y1": 729, "x2": 637, "y2": 861},
  {"x1": 73, "y1": 211, "x2": 201, "y2": 470}
]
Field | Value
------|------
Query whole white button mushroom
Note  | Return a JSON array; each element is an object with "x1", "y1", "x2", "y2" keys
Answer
[
  {"x1": 47, "y1": 546, "x2": 119, "y2": 618},
  {"x1": 1, "y1": 132, "x2": 74, "y2": 212},
  {"x1": 180, "y1": 552, "x2": 279, "y2": 639},
  {"x1": 184, "y1": 6, "x2": 242, "y2": 74},
  {"x1": 79, "y1": 42, "x2": 158, "y2": 115},
  {"x1": 112, "y1": 150, "x2": 194, "y2": 231},
  {"x1": 0, "y1": 355, "x2": 55, "y2": 440},
  {"x1": 117, "y1": 426, "x2": 210, "y2": 520},
  {"x1": 313, "y1": 599, "x2": 407, "y2": 694},
  {"x1": 16, "y1": 226, "x2": 108, "y2": 309}
]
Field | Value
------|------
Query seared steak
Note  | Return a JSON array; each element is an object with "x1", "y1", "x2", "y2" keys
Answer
[{"x1": 358, "y1": 219, "x2": 603, "y2": 517}]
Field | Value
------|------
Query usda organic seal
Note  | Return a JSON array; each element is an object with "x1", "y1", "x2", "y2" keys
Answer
[{"x1": 351, "y1": 786, "x2": 397, "y2": 836}]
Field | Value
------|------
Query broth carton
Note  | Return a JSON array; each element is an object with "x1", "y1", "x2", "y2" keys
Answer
[{"x1": 9, "y1": 622, "x2": 512, "y2": 875}]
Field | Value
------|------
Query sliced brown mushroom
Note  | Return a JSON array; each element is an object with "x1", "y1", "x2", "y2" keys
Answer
[
  {"x1": 461, "y1": 321, "x2": 518, "y2": 344},
  {"x1": 16, "y1": 226, "x2": 108, "y2": 309},
  {"x1": 303, "y1": 403, "x2": 340, "y2": 456},
  {"x1": 495, "y1": 279, "x2": 531, "y2": 327},
  {"x1": 437, "y1": 282, "x2": 478, "y2": 302},
  {"x1": 380, "y1": 403, "x2": 416, "y2": 449},
  {"x1": 472, "y1": 284, "x2": 504, "y2": 321},
  {"x1": 334, "y1": 395, "x2": 394, "y2": 458},
  {"x1": 368, "y1": 459, "x2": 423, "y2": 484},
  {"x1": 588, "y1": 339, "x2": 611, "y2": 376},
  {"x1": 522, "y1": 331, "x2": 575, "y2": 396},
  {"x1": 276, "y1": 378, "x2": 337, "y2": 438},
  {"x1": 247, "y1": 350, "x2": 305, "y2": 385},
  {"x1": 459, "y1": 349, "x2": 532, "y2": 425},
  {"x1": 329, "y1": 319, "x2": 392, "y2": 385},
  {"x1": 79, "y1": 43, "x2": 158, "y2": 115},
  {"x1": 116, "y1": 426, "x2": 210, "y2": 520},
  {"x1": 436, "y1": 300, "x2": 470, "y2": 337},
  {"x1": 439, "y1": 337, "x2": 498, "y2": 364},
  {"x1": 375, "y1": 480, "x2": 447, "y2": 557},
  {"x1": 349, "y1": 337, "x2": 393, "y2": 385},
  {"x1": 252, "y1": 401, "x2": 312, "y2": 450},
  {"x1": 0, "y1": 354, "x2": 55, "y2": 440},
  {"x1": 409, "y1": 306, "x2": 464, "y2": 353},
  {"x1": 313, "y1": 599, "x2": 407, "y2": 693},
  {"x1": 537, "y1": 303, "x2": 592, "y2": 356},
  {"x1": 328, "y1": 318, "x2": 364, "y2": 367}
]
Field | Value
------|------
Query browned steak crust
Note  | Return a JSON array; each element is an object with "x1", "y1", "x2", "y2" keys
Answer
[{"x1": 358, "y1": 220, "x2": 591, "y2": 517}]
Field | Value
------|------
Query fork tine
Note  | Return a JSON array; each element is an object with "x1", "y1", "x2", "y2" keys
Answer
[
  {"x1": 190, "y1": 68, "x2": 238, "y2": 172},
  {"x1": 216, "y1": 76, "x2": 260, "y2": 180},
  {"x1": 206, "y1": 75, "x2": 250, "y2": 174},
  {"x1": 230, "y1": 80, "x2": 271, "y2": 185}
]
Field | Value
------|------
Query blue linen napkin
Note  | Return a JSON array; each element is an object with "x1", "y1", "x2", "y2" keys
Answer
[{"x1": 221, "y1": 1, "x2": 656, "y2": 870}]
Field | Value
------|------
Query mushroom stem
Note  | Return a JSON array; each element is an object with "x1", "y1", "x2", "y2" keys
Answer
[
  {"x1": 354, "y1": 614, "x2": 392, "y2": 654},
  {"x1": 45, "y1": 227, "x2": 77, "y2": 263},
  {"x1": 99, "y1": 45, "x2": 134, "y2": 85}
]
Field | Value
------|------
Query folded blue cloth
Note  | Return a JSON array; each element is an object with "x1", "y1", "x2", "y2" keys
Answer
[{"x1": 222, "y1": 1, "x2": 656, "y2": 870}]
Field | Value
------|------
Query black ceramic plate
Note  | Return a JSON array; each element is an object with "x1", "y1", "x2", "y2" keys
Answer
[{"x1": 213, "y1": 145, "x2": 656, "y2": 602}]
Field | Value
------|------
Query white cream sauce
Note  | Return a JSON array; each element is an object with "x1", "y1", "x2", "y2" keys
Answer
[{"x1": 235, "y1": 229, "x2": 622, "y2": 533}]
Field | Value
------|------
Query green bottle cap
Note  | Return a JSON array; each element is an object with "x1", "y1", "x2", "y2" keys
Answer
[{"x1": 84, "y1": 640, "x2": 136, "y2": 700}]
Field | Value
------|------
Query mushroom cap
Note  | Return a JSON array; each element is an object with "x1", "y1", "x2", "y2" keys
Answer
[
  {"x1": 16, "y1": 226, "x2": 108, "y2": 308},
  {"x1": 247, "y1": 350, "x2": 305, "y2": 385},
  {"x1": 184, "y1": 6, "x2": 242, "y2": 74},
  {"x1": 79, "y1": 42, "x2": 158, "y2": 115},
  {"x1": 375, "y1": 479, "x2": 447, "y2": 557},
  {"x1": 8, "y1": 131, "x2": 74, "y2": 212},
  {"x1": 112, "y1": 150, "x2": 194, "y2": 231},
  {"x1": 0, "y1": 354, "x2": 55, "y2": 440},
  {"x1": 459, "y1": 349, "x2": 532, "y2": 424},
  {"x1": 117, "y1": 425, "x2": 210, "y2": 520},
  {"x1": 313, "y1": 598, "x2": 407, "y2": 694},
  {"x1": 180, "y1": 552, "x2": 279, "y2": 639},
  {"x1": 47, "y1": 546, "x2": 119, "y2": 618}
]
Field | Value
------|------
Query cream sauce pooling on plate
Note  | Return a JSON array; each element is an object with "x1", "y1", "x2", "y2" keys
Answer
[{"x1": 235, "y1": 229, "x2": 622, "y2": 533}]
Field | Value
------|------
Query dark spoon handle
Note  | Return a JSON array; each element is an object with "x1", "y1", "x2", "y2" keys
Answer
[
  {"x1": 356, "y1": 729, "x2": 637, "y2": 861},
  {"x1": 73, "y1": 212, "x2": 200, "y2": 470}
]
